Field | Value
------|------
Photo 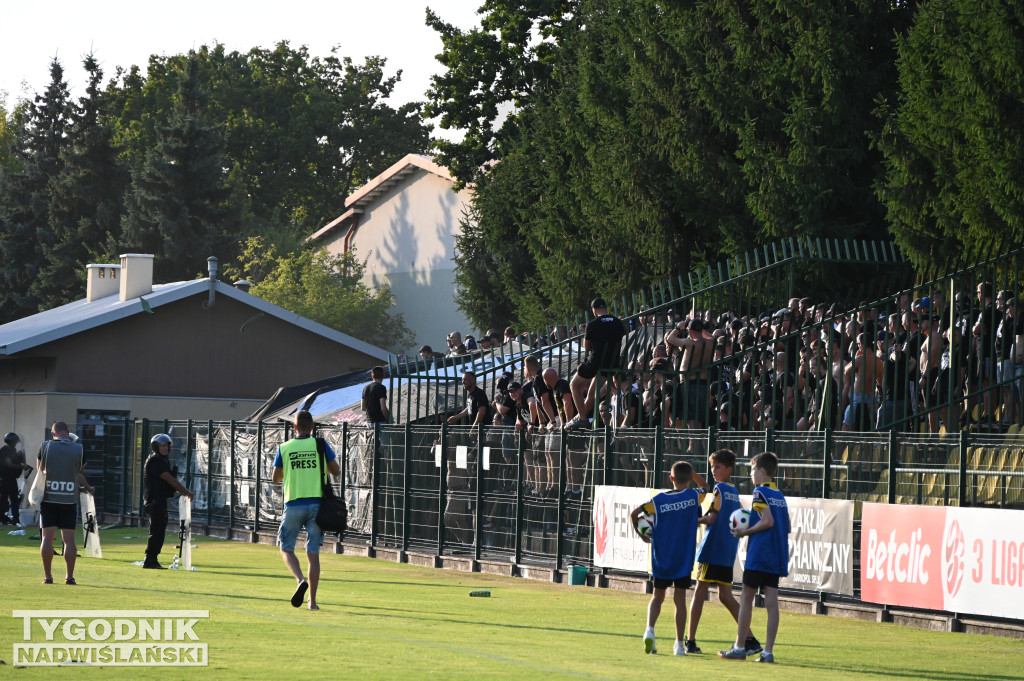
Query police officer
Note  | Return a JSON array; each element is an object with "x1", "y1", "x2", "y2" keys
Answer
[
  {"x1": 143, "y1": 434, "x2": 194, "y2": 569},
  {"x1": 1, "y1": 432, "x2": 30, "y2": 524}
]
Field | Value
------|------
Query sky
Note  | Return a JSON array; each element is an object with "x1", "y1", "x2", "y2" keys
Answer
[{"x1": 0, "y1": 0, "x2": 483, "y2": 131}]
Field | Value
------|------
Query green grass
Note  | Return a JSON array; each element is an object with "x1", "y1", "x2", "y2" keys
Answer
[{"x1": 1, "y1": 529, "x2": 1021, "y2": 680}]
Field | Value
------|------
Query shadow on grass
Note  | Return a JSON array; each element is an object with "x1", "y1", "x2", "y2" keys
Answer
[{"x1": 781, "y1": 659, "x2": 1021, "y2": 681}]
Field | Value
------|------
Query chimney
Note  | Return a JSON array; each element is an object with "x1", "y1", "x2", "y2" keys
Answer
[
  {"x1": 86, "y1": 264, "x2": 121, "y2": 302},
  {"x1": 119, "y1": 254, "x2": 155, "y2": 301}
]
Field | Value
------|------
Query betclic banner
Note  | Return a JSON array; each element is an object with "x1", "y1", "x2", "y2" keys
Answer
[
  {"x1": 733, "y1": 496, "x2": 855, "y2": 595},
  {"x1": 860, "y1": 503, "x2": 1024, "y2": 620}
]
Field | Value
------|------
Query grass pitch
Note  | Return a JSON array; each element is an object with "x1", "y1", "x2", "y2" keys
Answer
[{"x1": 1, "y1": 529, "x2": 1021, "y2": 680}]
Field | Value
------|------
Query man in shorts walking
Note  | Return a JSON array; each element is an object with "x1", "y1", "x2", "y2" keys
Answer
[{"x1": 273, "y1": 410, "x2": 341, "y2": 610}]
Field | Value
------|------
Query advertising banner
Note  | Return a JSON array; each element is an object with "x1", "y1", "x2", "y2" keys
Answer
[
  {"x1": 860, "y1": 503, "x2": 1024, "y2": 619},
  {"x1": 733, "y1": 496, "x2": 855, "y2": 595},
  {"x1": 592, "y1": 485, "x2": 654, "y2": 572}
]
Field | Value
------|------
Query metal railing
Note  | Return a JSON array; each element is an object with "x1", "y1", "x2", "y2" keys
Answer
[{"x1": 104, "y1": 420, "x2": 1024, "y2": 603}]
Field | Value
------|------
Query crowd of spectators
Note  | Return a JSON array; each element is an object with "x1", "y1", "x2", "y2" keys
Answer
[{"x1": 437, "y1": 284, "x2": 1024, "y2": 439}]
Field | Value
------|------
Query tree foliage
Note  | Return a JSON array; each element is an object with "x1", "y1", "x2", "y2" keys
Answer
[
  {"x1": 0, "y1": 43, "x2": 429, "y2": 322},
  {"x1": 876, "y1": 0, "x2": 1024, "y2": 274},
  {"x1": 0, "y1": 60, "x2": 72, "y2": 321},
  {"x1": 229, "y1": 237, "x2": 414, "y2": 353},
  {"x1": 118, "y1": 58, "x2": 242, "y2": 283},
  {"x1": 430, "y1": 0, "x2": 914, "y2": 329}
]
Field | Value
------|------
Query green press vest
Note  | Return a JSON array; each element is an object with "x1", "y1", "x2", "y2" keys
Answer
[{"x1": 279, "y1": 437, "x2": 322, "y2": 503}]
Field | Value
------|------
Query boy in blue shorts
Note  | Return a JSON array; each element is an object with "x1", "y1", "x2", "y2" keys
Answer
[
  {"x1": 686, "y1": 449, "x2": 761, "y2": 655},
  {"x1": 630, "y1": 460, "x2": 707, "y2": 656},
  {"x1": 719, "y1": 451, "x2": 790, "y2": 663}
]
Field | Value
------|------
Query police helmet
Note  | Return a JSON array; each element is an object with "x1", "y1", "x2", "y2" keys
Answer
[
  {"x1": 150, "y1": 433, "x2": 173, "y2": 453},
  {"x1": 3, "y1": 432, "x2": 18, "y2": 445}
]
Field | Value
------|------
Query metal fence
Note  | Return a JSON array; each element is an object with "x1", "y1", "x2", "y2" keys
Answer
[{"x1": 103, "y1": 420, "x2": 1024, "y2": 604}]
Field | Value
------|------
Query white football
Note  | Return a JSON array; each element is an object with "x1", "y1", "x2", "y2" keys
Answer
[
  {"x1": 729, "y1": 508, "x2": 751, "y2": 532},
  {"x1": 636, "y1": 515, "x2": 653, "y2": 538}
]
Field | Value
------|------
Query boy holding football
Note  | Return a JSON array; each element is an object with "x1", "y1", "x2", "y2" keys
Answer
[
  {"x1": 719, "y1": 451, "x2": 790, "y2": 663},
  {"x1": 686, "y1": 449, "x2": 761, "y2": 655},
  {"x1": 630, "y1": 460, "x2": 707, "y2": 655}
]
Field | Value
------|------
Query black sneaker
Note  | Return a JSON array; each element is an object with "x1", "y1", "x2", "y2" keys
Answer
[
  {"x1": 291, "y1": 579, "x2": 309, "y2": 607},
  {"x1": 563, "y1": 416, "x2": 586, "y2": 431},
  {"x1": 744, "y1": 637, "x2": 763, "y2": 656},
  {"x1": 142, "y1": 562, "x2": 166, "y2": 570},
  {"x1": 685, "y1": 639, "x2": 702, "y2": 654}
]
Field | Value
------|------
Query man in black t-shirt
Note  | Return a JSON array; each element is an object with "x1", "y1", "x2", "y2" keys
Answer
[
  {"x1": 1, "y1": 433, "x2": 30, "y2": 524},
  {"x1": 567, "y1": 297, "x2": 626, "y2": 429},
  {"x1": 361, "y1": 366, "x2": 389, "y2": 424},
  {"x1": 143, "y1": 434, "x2": 194, "y2": 569},
  {"x1": 447, "y1": 370, "x2": 492, "y2": 426}
]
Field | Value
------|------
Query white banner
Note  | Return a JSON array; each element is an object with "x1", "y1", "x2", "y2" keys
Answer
[
  {"x1": 733, "y1": 496, "x2": 855, "y2": 595},
  {"x1": 861, "y1": 503, "x2": 1024, "y2": 619},
  {"x1": 592, "y1": 485, "x2": 653, "y2": 572}
]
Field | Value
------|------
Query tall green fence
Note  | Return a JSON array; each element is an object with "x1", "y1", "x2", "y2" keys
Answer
[{"x1": 105, "y1": 420, "x2": 1024, "y2": 606}]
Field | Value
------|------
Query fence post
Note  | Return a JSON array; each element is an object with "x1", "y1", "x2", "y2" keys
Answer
[
  {"x1": 958, "y1": 429, "x2": 968, "y2": 507},
  {"x1": 139, "y1": 419, "x2": 151, "y2": 521},
  {"x1": 555, "y1": 431, "x2": 568, "y2": 571},
  {"x1": 341, "y1": 422, "x2": 349, "y2": 489},
  {"x1": 887, "y1": 429, "x2": 898, "y2": 505},
  {"x1": 206, "y1": 419, "x2": 214, "y2": 527},
  {"x1": 370, "y1": 426, "x2": 380, "y2": 549},
  {"x1": 475, "y1": 423, "x2": 484, "y2": 561},
  {"x1": 255, "y1": 421, "x2": 262, "y2": 534},
  {"x1": 185, "y1": 419, "x2": 193, "y2": 514},
  {"x1": 403, "y1": 423, "x2": 412, "y2": 552},
  {"x1": 822, "y1": 429, "x2": 832, "y2": 500},
  {"x1": 514, "y1": 428, "x2": 526, "y2": 566},
  {"x1": 437, "y1": 422, "x2": 448, "y2": 556},
  {"x1": 229, "y1": 420, "x2": 236, "y2": 531},
  {"x1": 653, "y1": 425, "x2": 664, "y2": 487}
]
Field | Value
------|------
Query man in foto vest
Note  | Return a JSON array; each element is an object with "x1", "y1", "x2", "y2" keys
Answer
[
  {"x1": 272, "y1": 410, "x2": 340, "y2": 610},
  {"x1": 38, "y1": 421, "x2": 94, "y2": 585}
]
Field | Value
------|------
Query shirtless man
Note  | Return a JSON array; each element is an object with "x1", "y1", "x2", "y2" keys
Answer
[
  {"x1": 918, "y1": 314, "x2": 945, "y2": 432},
  {"x1": 665, "y1": 318, "x2": 715, "y2": 428},
  {"x1": 843, "y1": 333, "x2": 883, "y2": 431}
]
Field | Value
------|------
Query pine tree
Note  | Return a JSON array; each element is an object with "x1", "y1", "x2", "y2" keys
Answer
[
  {"x1": 118, "y1": 58, "x2": 241, "y2": 282},
  {"x1": 32, "y1": 55, "x2": 128, "y2": 309},
  {"x1": 0, "y1": 59, "x2": 72, "y2": 322}
]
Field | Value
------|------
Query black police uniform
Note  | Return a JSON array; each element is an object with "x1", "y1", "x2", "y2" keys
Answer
[{"x1": 143, "y1": 452, "x2": 176, "y2": 566}]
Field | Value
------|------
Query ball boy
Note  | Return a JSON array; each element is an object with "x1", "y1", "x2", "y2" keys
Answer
[
  {"x1": 686, "y1": 449, "x2": 761, "y2": 655},
  {"x1": 630, "y1": 460, "x2": 707, "y2": 656},
  {"x1": 719, "y1": 451, "x2": 790, "y2": 663}
]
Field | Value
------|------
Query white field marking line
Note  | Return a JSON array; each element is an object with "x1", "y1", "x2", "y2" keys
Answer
[{"x1": 1, "y1": 553, "x2": 623, "y2": 681}]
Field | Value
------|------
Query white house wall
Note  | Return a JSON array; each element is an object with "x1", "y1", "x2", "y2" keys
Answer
[{"x1": 342, "y1": 168, "x2": 476, "y2": 352}]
